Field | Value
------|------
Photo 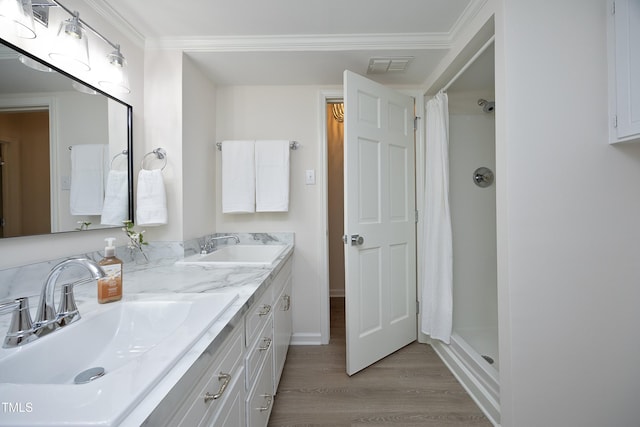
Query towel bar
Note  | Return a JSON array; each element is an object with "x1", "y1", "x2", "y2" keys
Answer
[
  {"x1": 216, "y1": 141, "x2": 299, "y2": 151},
  {"x1": 141, "y1": 148, "x2": 167, "y2": 171}
]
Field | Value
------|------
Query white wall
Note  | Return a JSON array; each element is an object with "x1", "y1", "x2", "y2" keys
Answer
[
  {"x1": 215, "y1": 85, "x2": 335, "y2": 342},
  {"x1": 497, "y1": 0, "x2": 640, "y2": 425},
  {"x1": 181, "y1": 56, "x2": 217, "y2": 240},
  {"x1": 448, "y1": 108, "x2": 497, "y2": 343}
]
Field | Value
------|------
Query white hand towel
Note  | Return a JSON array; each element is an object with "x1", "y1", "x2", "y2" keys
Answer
[
  {"x1": 70, "y1": 144, "x2": 107, "y2": 215},
  {"x1": 100, "y1": 170, "x2": 129, "y2": 225},
  {"x1": 136, "y1": 169, "x2": 167, "y2": 226},
  {"x1": 255, "y1": 140, "x2": 290, "y2": 212},
  {"x1": 222, "y1": 140, "x2": 256, "y2": 213}
]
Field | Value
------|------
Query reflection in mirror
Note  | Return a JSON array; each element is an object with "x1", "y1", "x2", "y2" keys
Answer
[{"x1": 0, "y1": 38, "x2": 132, "y2": 238}]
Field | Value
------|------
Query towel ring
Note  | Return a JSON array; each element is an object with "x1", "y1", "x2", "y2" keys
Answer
[
  {"x1": 110, "y1": 150, "x2": 128, "y2": 170},
  {"x1": 141, "y1": 148, "x2": 167, "y2": 171}
]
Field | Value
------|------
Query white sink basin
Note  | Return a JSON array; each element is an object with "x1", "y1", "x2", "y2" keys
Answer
[
  {"x1": 177, "y1": 244, "x2": 288, "y2": 266},
  {"x1": 0, "y1": 291, "x2": 238, "y2": 425}
]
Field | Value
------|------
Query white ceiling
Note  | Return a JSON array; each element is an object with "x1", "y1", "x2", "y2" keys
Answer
[{"x1": 95, "y1": 0, "x2": 484, "y2": 86}]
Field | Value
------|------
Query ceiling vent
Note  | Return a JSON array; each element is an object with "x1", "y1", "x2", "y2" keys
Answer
[{"x1": 367, "y1": 57, "x2": 413, "y2": 74}]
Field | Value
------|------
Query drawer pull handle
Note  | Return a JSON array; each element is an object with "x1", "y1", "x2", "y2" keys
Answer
[
  {"x1": 283, "y1": 294, "x2": 291, "y2": 311},
  {"x1": 258, "y1": 337, "x2": 272, "y2": 351},
  {"x1": 257, "y1": 394, "x2": 273, "y2": 412},
  {"x1": 258, "y1": 304, "x2": 271, "y2": 316},
  {"x1": 204, "y1": 372, "x2": 231, "y2": 403}
]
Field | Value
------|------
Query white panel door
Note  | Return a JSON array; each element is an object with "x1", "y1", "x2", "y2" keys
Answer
[{"x1": 343, "y1": 70, "x2": 417, "y2": 376}]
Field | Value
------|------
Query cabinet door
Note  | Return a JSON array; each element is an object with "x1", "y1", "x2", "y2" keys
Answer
[
  {"x1": 273, "y1": 273, "x2": 292, "y2": 392},
  {"x1": 613, "y1": 0, "x2": 640, "y2": 139}
]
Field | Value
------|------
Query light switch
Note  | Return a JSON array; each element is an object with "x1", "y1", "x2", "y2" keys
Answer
[
  {"x1": 305, "y1": 169, "x2": 316, "y2": 185},
  {"x1": 61, "y1": 175, "x2": 71, "y2": 191}
]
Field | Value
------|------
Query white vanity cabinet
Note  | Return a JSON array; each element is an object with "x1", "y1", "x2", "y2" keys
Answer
[
  {"x1": 143, "y1": 255, "x2": 293, "y2": 427},
  {"x1": 273, "y1": 270, "x2": 292, "y2": 391},
  {"x1": 608, "y1": 0, "x2": 640, "y2": 143},
  {"x1": 244, "y1": 258, "x2": 292, "y2": 427},
  {"x1": 154, "y1": 325, "x2": 246, "y2": 427}
]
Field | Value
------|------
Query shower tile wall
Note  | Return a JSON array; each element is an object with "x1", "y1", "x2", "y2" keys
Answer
[{"x1": 449, "y1": 111, "x2": 498, "y2": 366}]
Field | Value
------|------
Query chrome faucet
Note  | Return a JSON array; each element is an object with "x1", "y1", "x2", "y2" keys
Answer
[
  {"x1": 0, "y1": 258, "x2": 105, "y2": 347},
  {"x1": 201, "y1": 235, "x2": 240, "y2": 254}
]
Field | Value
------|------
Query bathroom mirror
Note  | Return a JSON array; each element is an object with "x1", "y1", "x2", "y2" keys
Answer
[{"x1": 0, "y1": 38, "x2": 133, "y2": 238}]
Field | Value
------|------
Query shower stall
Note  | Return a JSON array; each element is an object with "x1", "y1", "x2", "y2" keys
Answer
[{"x1": 428, "y1": 43, "x2": 500, "y2": 424}]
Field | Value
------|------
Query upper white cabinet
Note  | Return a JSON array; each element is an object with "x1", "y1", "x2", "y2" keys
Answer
[{"x1": 609, "y1": 0, "x2": 640, "y2": 143}]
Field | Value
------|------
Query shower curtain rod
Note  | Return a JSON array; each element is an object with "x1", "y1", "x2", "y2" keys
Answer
[{"x1": 441, "y1": 35, "x2": 495, "y2": 93}]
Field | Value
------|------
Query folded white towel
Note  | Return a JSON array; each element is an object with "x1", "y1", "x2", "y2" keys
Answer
[
  {"x1": 136, "y1": 169, "x2": 167, "y2": 226},
  {"x1": 222, "y1": 140, "x2": 256, "y2": 213},
  {"x1": 100, "y1": 170, "x2": 129, "y2": 225},
  {"x1": 70, "y1": 144, "x2": 107, "y2": 215},
  {"x1": 255, "y1": 140, "x2": 290, "y2": 212}
]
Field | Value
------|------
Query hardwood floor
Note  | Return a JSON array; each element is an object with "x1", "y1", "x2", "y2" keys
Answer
[{"x1": 268, "y1": 298, "x2": 492, "y2": 427}]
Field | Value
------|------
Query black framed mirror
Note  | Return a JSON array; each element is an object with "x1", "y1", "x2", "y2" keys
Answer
[{"x1": 0, "y1": 37, "x2": 133, "y2": 238}]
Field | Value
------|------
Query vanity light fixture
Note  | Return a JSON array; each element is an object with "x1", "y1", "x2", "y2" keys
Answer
[
  {"x1": 18, "y1": 53, "x2": 53, "y2": 71},
  {"x1": 40, "y1": 0, "x2": 130, "y2": 94},
  {"x1": 0, "y1": 0, "x2": 37, "y2": 39},
  {"x1": 98, "y1": 44, "x2": 130, "y2": 94},
  {"x1": 48, "y1": 10, "x2": 90, "y2": 72}
]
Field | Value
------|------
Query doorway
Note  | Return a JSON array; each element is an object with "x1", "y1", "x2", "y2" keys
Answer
[
  {"x1": 326, "y1": 100, "x2": 345, "y2": 301},
  {"x1": 0, "y1": 110, "x2": 51, "y2": 237}
]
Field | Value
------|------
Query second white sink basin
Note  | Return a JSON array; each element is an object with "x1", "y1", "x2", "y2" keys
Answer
[
  {"x1": 177, "y1": 244, "x2": 288, "y2": 266},
  {"x1": 0, "y1": 291, "x2": 238, "y2": 425}
]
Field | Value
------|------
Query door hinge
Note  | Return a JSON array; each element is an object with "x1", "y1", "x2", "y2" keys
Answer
[
  {"x1": 415, "y1": 210, "x2": 419, "y2": 223},
  {"x1": 0, "y1": 218, "x2": 5, "y2": 227},
  {"x1": 612, "y1": 1, "x2": 616, "y2": 15},
  {"x1": 413, "y1": 116, "x2": 421, "y2": 131},
  {"x1": 613, "y1": 115, "x2": 618, "y2": 128},
  {"x1": 416, "y1": 300, "x2": 420, "y2": 314}
]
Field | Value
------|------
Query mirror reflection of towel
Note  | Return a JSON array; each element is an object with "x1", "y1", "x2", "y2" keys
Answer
[
  {"x1": 101, "y1": 170, "x2": 129, "y2": 225},
  {"x1": 70, "y1": 144, "x2": 106, "y2": 215},
  {"x1": 136, "y1": 169, "x2": 167, "y2": 226}
]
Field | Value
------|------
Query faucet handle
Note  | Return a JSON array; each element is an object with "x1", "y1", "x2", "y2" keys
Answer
[
  {"x1": 0, "y1": 297, "x2": 36, "y2": 348},
  {"x1": 57, "y1": 283, "x2": 80, "y2": 326}
]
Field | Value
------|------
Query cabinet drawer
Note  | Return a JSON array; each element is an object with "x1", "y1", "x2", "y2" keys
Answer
[
  {"x1": 270, "y1": 258, "x2": 292, "y2": 297},
  {"x1": 245, "y1": 315, "x2": 273, "y2": 389},
  {"x1": 176, "y1": 327, "x2": 244, "y2": 427},
  {"x1": 245, "y1": 286, "x2": 273, "y2": 347},
  {"x1": 246, "y1": 346, "x2": 275, "y2": 427},
  {"x1": 201, "y1": 365, "x2": 245, "y2": 427}
]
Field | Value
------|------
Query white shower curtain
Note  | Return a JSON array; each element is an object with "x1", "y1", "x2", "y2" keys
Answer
[{"x1": 420, "y1": 91, "x2": 453, "y2": 344}]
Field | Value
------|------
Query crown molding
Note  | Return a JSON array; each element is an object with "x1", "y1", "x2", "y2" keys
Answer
[
  {"x1": 146, "y1": 32, "x2": 451, "y2": 52},
  {"x1": 448, "y1": 0, "x2": 490, "y2": 43},
  {"x1": 83, "y1": 0, "x2": 489, "y2": 53},
  {"x1": 84, "y1": 0, "x2": 145, "y2": 48}
]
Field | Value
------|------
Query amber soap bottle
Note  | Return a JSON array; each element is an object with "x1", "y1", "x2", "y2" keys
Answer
[{"x1": 98, "y1": 237, "x2": 123, "y2": 304}]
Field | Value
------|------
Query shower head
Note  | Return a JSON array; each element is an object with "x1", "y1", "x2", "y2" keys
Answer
[{"x1": 477, "y1": 99, "x2": 495, "y2": 113}]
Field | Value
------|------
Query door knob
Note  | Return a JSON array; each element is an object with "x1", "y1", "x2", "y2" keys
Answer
[{"x1": 350, "y1": 234, "x2": 364, "y2": 246}]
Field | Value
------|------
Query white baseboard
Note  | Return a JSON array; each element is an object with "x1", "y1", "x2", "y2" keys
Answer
[{"x1": 290, "y1": 332, "x2": 323, "y2": 345}]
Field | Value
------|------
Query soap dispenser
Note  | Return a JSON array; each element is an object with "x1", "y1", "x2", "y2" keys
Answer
[{"x1": 97, "y1": 237, "x2": 123, "y2": 304}]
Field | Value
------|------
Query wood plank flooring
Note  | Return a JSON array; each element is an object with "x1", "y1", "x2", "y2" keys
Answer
[{"x1": 268, "y1": 298, "x2": 492, "y2": 426}]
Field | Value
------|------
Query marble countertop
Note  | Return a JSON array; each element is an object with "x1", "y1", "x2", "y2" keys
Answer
[
  {"x1": 0, "y1": 242, "x2": 294, "y2": 427},
  {"x1": 123, "y1": 243, "x2": 294, "y2": 426}
]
